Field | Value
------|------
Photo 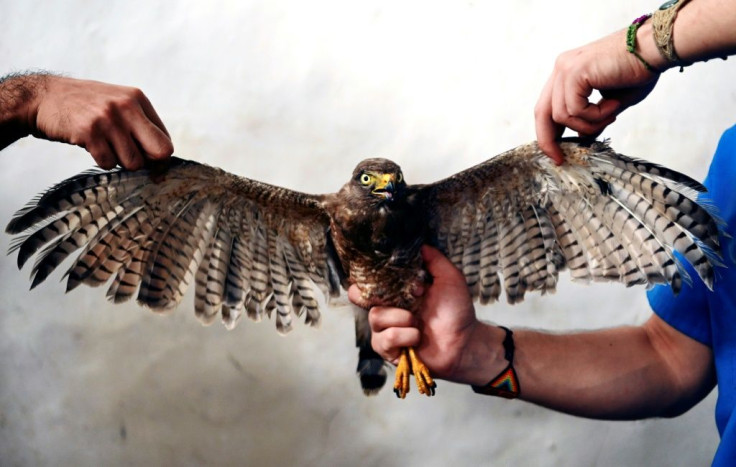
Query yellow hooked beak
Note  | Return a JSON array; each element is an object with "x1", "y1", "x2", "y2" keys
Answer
[{"x1": 372, "y1": 173, "x2": 396, "y2": 200}]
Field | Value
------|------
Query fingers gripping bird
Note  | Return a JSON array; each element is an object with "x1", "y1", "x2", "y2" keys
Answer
[{"x1": 6, "y1": 139, "x2": 723, "y2": 398}]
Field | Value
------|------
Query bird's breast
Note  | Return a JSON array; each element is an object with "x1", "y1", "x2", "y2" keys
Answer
[{"x1": 329, "y1": 202, "x2": 427, "y2": 310}]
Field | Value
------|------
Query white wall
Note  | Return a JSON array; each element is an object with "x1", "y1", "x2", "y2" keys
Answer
[{"x1": 1, "y1": 1, "x2": 733, "y2": 465}]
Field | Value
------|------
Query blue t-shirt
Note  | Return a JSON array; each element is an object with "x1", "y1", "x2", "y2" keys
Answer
[{"x1": 647, "y1": 125, "x2": 736, "y2": 466}]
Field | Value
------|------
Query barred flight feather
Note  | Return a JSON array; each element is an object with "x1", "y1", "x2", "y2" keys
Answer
[
  {"x1": 223, "y1": 232, "x2": 252, "y2": 323},
  {"x1": 7, "y1": 157, "x2": 337, "y2": 335},
  {"x1": 268, "y1": 231, "x2": 294, "y2": 334},
  {"x1": 424, "y1": 138, "x2": 723, "y2": 303},
  {"x1": 194, "y1": 225, "x2": 233, "y2": 325},
  {"x1": 518, "y1": 205, "x2": 547, "y2": 292},
  {"x1": 546, "y1": 203, "x2": 590, "y2": 282},
  {"x1": 497, "y1": 211, "x2": 528, "y2": 304},
  {"x1": 592, "y1": 197, "x2": 649, "y2": 287},
  {"x1": 478, "y1": 210, "x2": 501, "y2": 305},
  {"x1": 65, "y1": 205, "x2": 147, "y2": 291},
  {"x1": 106, "y1": 212, "x2": 160, "y2": 303},
  {"x1": 596, "y1": 162, "x2": 720, "y2": 251}
]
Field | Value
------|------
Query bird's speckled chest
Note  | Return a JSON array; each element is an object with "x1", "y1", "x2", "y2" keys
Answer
[{"x1": 328, "y1": 198, "x2": 427, "y2": 310}]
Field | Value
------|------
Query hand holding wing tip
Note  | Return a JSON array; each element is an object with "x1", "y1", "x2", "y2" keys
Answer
[{"x1": 0, "y1": 74, "x2": 174, "y2": 170}]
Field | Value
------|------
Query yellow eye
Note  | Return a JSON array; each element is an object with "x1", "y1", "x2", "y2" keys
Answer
[
  {"x1": 360, "y1": 173, "x2": 372, "y2": 185},
  {"x1": 397, "y1": 172, "x2": 403, "y2": 183}
]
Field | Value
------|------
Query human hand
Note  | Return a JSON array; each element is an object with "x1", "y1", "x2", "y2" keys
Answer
[
  {"x1": 31, "y1": 75, "x2": 173, "y2": 170},
  {"x1": 348, "y1": 245, "x2": 503, "y2": 385},
  {"x1": 535, "y1": 28, "x2": 661, "y2": 164}
]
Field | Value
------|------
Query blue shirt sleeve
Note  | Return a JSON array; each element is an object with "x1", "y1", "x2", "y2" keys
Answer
[
  {"x1": 647, "y1": 124, "x2": 736, "y2": 348},
  {"x1": 647, "y1": 266, "x2": 711, "y2": 346}
]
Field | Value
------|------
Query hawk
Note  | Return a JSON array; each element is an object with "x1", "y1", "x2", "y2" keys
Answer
[{"x1": 6, "y1": 139, "x2": 723, "y2": 398}]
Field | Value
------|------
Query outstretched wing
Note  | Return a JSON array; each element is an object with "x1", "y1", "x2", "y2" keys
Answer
[
  {"x1": 6, "y1": 157, "x2": 342, "y2": 333},
  {"x1": 418, "y1": 139, "x2": 723, "y2": 305}
]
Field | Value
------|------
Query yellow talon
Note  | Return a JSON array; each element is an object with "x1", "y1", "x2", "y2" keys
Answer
[
  {"x1": 393, "y1": 348, "x2": 412, "y2": 398},
  {"x1": 393, "y1": 347, "x2": 437, "y2": 398},
  {"x1": 409, "y1": 347, "x2": 436, "y2": 396}
]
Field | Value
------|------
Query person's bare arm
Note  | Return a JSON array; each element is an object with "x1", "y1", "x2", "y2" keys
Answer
[
  {"x1": 351, "y1": 246, "x2": 715, "y2": 419},
  {"x1": 508, "y1": 316, "x2": 715, "y2": 419},
  {"x1": 535, "y1": 0, "x2": 736, "y2": 163},
  {"x1": 0, "y1": 72, "x2": 173, "y2": 169}
]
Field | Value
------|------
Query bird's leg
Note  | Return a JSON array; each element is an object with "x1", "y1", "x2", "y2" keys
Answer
[
  {"x1": 391, "y1": 272, "x2": 437, "y2": 398},
  {"x1": 393, "y1": 347, "x2": 412, "y2": 399},
  {"x1": 392, "y1": 346, "x2": 437, "y2": 398},
  {"x1": 408, "y1": 346, "x2": 436, "y2": 396}
]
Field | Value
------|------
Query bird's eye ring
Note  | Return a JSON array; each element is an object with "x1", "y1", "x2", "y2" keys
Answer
[
  {"x1": 397, "y1": 172, "x2": 403, "y2": 183},
  {"x1": 360, "y1": 173, "x2": 372, "y2": 185}
]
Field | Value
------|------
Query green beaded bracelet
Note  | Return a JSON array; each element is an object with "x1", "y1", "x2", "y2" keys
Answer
[{"x1": 626, "y1": 14, "x2": 658, "y2": 73}]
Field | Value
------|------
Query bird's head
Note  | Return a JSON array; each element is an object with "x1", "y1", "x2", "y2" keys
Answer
[{"x1": 350, "y1": 158, "x2": 406, "y2": 205}]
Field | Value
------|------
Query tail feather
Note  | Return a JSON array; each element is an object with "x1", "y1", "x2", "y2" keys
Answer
[{"x1": 353, "y1": 306, "x2": 387, "y2": 396}]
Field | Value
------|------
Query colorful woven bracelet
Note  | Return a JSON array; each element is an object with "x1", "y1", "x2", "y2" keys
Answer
[
  {"x1": 626, "y1": 14, "x2": 658, "y2": 73},
  {"x1": 471, "y1": 326, "x2": 521, "y2": 399}
]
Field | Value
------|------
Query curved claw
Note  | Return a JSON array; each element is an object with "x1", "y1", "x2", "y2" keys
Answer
[
  {"x1": 409, "y1": 347, "x2": 436, "y2": 396},
  {"x1": 393, "y1": 348, "x2": 412, "y2": 399}
]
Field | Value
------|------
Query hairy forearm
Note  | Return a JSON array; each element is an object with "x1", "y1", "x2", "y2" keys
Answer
[
  {"x1": 463, "y1": 317, "x2": 715, "y2": 420},
  {"x1": 0, "y1": 72, "x2": 173, "y2": 168},
  {"x1": 637, "y1": 0, "x2": 736, "y2": 71},
  {"x1": 0, "y1": 72, "x2": 50, "y2": 149}
]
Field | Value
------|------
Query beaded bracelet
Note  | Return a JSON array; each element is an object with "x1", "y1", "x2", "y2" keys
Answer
[{"x1": 626, "y1": 14, "x2": 658, "y2": 73}]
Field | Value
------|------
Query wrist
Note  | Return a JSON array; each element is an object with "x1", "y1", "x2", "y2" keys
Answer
[
  {"x1": 634, "y1": 22, "x2": 672, "y2": 73},
  {"x1": 452, "y1": 321, "x2": 509, "y2": 386},
  {"x1": 0, "y1": 72, "x2": 51, "y2": 144}
]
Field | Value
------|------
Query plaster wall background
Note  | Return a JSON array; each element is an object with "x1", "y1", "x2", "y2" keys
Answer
[{"x1": 1, "y1": 1, "x2": 734, "y2": 465}]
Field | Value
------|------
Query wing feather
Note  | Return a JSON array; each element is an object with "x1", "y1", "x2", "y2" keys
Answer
[
  {"x1": 6, "y1": 157, "x2": 339, "y2": 333},
  {"x1": 420, "y1": 139, "x2": 723, "y2": 303},
  {"x1": 194, "y1": 222, "x2": 233, "y2": 325},
  {"x1": 477, "y1": 210, "x2": 502, "y2": 304},
  {"x1": 497, "y1": 210, "x2": 528, "y2": 304},
  {"x1": 547, "y1": 202, "x2": 591, "y2": 282}
]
